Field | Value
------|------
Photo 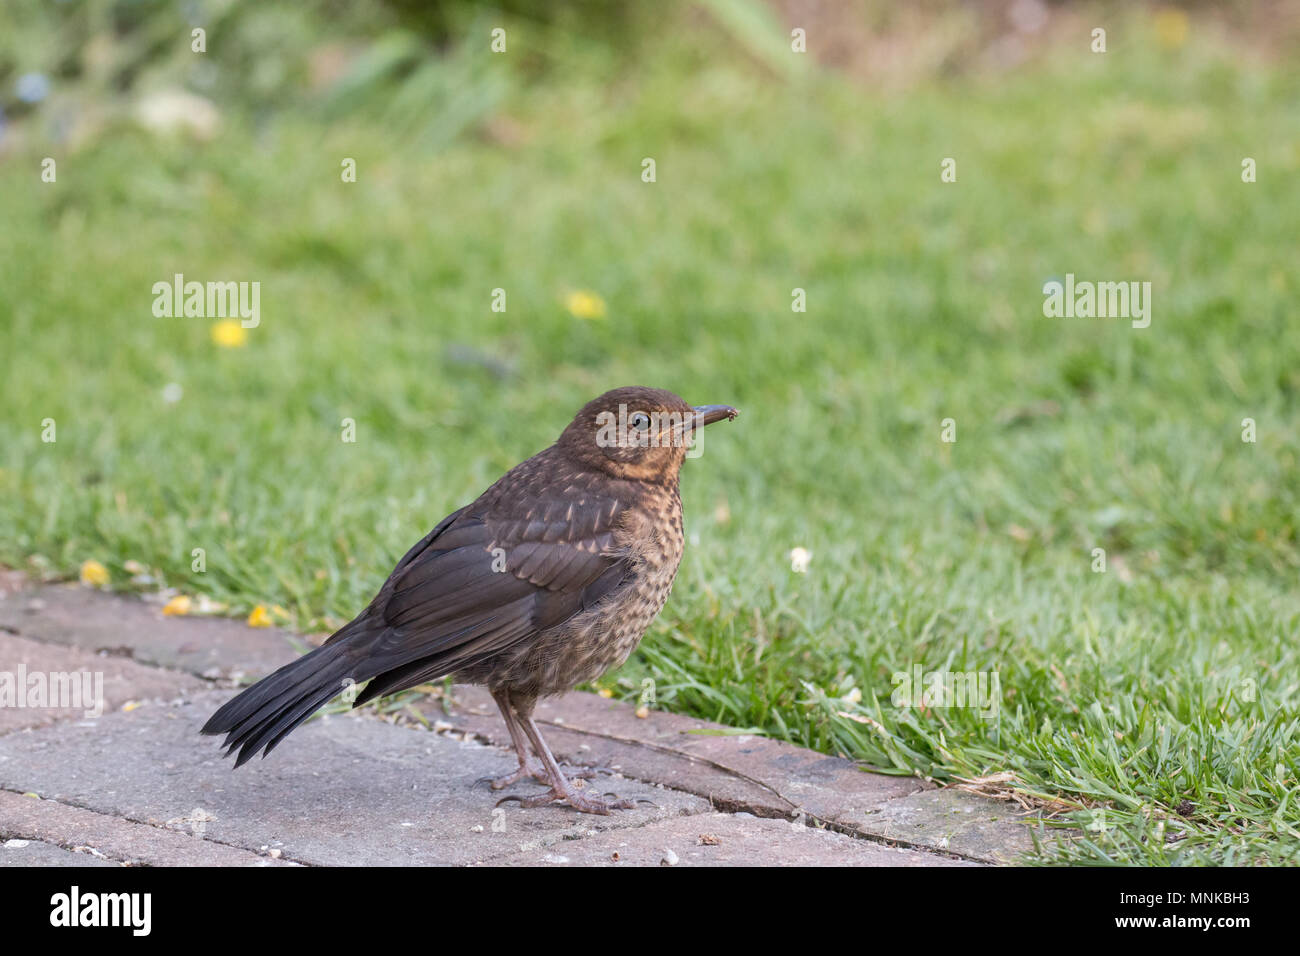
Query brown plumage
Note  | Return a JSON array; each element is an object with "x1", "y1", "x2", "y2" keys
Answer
[{"x1": 201, "y1": 386, "x2": 738, "y2": 813}]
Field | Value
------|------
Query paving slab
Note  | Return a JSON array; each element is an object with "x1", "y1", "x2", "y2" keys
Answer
[
  {"x1": 0, "y1": 583, "x2": 300, "y2": 681},
  {"x1": 0, "y1": 632, "x2": 203, "y2": 734},
  {"x1": 0, "y1": 789, "x2": 285, "y2": 866},
  {"x1": 492, "y1": 810, "x2": 977, "y2": 866},
  {"x1": 0, "y1": 689, "x2": 715, "y2": 866},
  {"x1": 1, "y1": 836, "x2": 119, "y2": 867},
  {"x1": 848, "y1": 787, "x2": 1040, "y2": 862}
]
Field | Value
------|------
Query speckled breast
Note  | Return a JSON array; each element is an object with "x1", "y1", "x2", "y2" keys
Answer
[{"x1": 500, "y1": 485, "x2": 684, "y2": 698}]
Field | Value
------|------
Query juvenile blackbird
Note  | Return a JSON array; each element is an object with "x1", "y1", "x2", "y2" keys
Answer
[{"x1": 202, "y1": 386, "x2": 738, "y2": 813}]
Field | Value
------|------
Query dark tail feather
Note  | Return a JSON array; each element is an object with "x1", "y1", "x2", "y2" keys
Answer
[{"x1": 201, "y1": 641, "x2": 364, "y2": 767}]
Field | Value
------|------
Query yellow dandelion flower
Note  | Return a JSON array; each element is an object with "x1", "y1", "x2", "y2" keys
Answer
[
  {"x1": 162, "y1": 595, "x2": 192, "y2": 616},
  {"x1": 211, "y1": 319, "x2": 248, "y2": 348},
  {"x1": 635, "y1": 704, "x2": 650, "y2": 719},
  {"x1": 247, "y1": 604, "x2": 273, "y2": 628},
  {"x1": 564, "y1": 290, "x2": 607, "y2": 320},
  {"x1": 79, "y1": 560, "x2": 110, "y2": 588},
  {"x1": 597, "y1": 687, "x2": 614, "y2": 699}
]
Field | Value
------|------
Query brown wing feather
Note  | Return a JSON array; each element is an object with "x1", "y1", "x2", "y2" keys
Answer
[{"x1": 348, "y1": 455, "x2": 634, "y2": 704}]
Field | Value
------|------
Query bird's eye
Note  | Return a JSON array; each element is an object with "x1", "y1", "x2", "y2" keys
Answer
[{"x1": 629, "y1": 412, "x2": 651, "y2": 431}]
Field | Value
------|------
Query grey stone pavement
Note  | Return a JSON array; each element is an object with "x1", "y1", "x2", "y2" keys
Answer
[{"x1": 0, "y1": 575, "x2": 1049, "y2": 866}]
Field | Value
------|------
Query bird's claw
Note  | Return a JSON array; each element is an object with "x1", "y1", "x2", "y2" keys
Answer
[{"x1": 495, "y1": 786, "x2": 638, "y2": 815}]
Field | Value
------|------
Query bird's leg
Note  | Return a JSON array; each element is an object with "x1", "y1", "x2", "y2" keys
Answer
[
  {"x1": 480, "y1": 687, "x2": 548, "y2": 791},
  {"x1": 498, "y1": 701, "x2": 639, "y2": 815},
  {"x1": 479, "y1": 687, "x2": 611, "y2": 791}
]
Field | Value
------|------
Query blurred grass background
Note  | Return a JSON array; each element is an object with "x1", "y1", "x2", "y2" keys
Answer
[{"x1": 1, "y1": 0, "x2": 1299, "y2": 864}]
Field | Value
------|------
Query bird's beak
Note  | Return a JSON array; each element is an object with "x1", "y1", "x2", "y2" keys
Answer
[
  {"x1": 669, "y1": 405, "x2": 738, "y2": 443},
  {"x1": 691, "y1": 405, "x2": 739, "y2": 428}
]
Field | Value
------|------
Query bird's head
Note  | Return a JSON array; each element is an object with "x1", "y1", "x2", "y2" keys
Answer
[{"x1": 557, "y1": 386, "x2": 738, "y2": 482}]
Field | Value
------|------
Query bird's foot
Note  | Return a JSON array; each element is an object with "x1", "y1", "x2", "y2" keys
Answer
[{"x1": 496, "y1": 777, "x2": 646, "y2": 815}]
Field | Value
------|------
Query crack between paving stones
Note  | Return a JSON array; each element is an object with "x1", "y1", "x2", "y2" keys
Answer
[
  {"x1": 0, "y1": 606, "x2": 286, "y2": 683},
  {"x1": 426, "y1": 703, "x2": 802, "y2": 815},
  {"x1": 286, "y1": 714, "x2": 724, "y2": 832},
  {"x1": 531, "y1": 718, "x2": 802, "y2": 809},
  {"x1": 0, "y1": 827, "x2": 144, "y2": 868},
  {"x1": 408, "y1": 706, "x2": 990, "y2": 862},
  {"x1": 0, "y1": 786, "x2": 311, "y2": 866},
  {"x1": 0, "y1": 832, "x2": 129, "y2": 866},
  {"x1": 854, "y1": 784, "x2": 1044, "y2": 863},
  {"x1": 0, "y1": 614, "x2": 210, "y2": 682},
  {"x1": 445, "y1": 715, "x2": 988, "y2": 864}
]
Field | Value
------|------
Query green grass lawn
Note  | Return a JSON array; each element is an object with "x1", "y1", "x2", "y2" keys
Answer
[{"x1": 2, "y1": 5, "x2": 1298, "y2": 864}]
